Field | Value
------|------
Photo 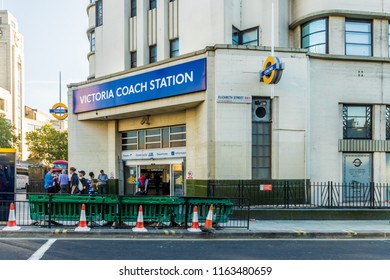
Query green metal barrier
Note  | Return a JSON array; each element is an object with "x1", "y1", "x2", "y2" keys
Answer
[
  {"x1": 28, "y1": 195, "x2": 234, "y2": 226},
  {"x1": 103, "y1": 196, "x2": 119, "y2": 223},
  {"x1": 28, "y1": 194, "x2": 49, "y2": 220},
  {"x1": 120, "y1": 196, "x2": 184, "y2": 223},
  {"x1": 51, "y1": 195, "x2": 105, "y2": 221},
  {"x1": 182, "y1": 198, "x2": 234, "y2": 224}
]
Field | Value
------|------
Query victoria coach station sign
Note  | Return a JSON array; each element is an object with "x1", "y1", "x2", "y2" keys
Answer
[{"x1": 73, "y1": 58, "x2": 207, "y2": 113}]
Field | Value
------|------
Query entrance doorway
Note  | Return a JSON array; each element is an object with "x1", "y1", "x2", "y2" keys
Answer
[{"x1": 124, "y1": 159, "x2": 185, "y2": 196}]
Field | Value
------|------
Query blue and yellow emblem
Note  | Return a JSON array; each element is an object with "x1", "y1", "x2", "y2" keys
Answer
[
  {"x1": 50, "y1": 103, "x2": 68, "y2": 120},
  {"x1": 260, "y1": 56, "x2": 284, "y2": 84}
]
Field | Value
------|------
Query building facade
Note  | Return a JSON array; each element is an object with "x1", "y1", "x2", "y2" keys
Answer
[
  {"x1": 68, "y1": 0, "x2": 390, "y2": 196},
  {"x1": 0, "y1": 11, "x2": 28, "y2": 160}
]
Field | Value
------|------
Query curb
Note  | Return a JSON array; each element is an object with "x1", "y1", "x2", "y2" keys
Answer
[{"x1": 1, "y1": 227, "x2": 390, "y2": 239}]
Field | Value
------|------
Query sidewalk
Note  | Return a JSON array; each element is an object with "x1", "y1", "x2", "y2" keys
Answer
[{"x1": 2, "y1": 220, "x2": 390, "y2": 239}]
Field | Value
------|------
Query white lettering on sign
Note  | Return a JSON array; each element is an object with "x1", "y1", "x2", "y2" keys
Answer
[
  {"x1": 149, "y1": 72, "x2": 193, "y2": 91},
  {"x1": 79, "y1": 89, "x2": 115, "y2": 104}
]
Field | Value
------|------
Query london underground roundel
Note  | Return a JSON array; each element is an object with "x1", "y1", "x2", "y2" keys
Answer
[
  {"x1": 50, "y1": 103, "x2": 68, "y2": 120},
  {"x1": 260, "y1": 56, "x2": 285, "y2": 84}
]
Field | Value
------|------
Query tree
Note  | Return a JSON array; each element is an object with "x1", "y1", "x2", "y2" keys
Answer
[
  {"x1": 26, "y1": 124, "x2": 68, "y2": 165},
  {"x1": 0, "y1": 114, "x2": 17, "y2": 148}
]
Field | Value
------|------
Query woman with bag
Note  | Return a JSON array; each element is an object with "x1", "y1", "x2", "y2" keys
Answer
[{"x1": 79, "y1": 170, "x2": 88, "y2": 195}]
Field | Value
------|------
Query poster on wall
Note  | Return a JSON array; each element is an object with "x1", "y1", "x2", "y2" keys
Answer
[{"x1": 343, "y1": 153, "x2": 372, "y2": 201}]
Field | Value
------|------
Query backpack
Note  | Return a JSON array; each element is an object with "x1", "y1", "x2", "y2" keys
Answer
[{"x1": 78, "y1": 179, "x2": 83, "y2": 191}]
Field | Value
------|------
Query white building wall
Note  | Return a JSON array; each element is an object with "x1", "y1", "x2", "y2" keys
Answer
[
  {"x1": 291, "y1": 0, "x2": 390, "y2": 22},
  {"x1": 0, "y1": 10, "x2": 26, "y2": 159}
]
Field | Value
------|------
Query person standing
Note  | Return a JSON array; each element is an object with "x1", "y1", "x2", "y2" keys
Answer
[
  {"x1": 69, "y1": 167, "x2": 79, "y2": 195},
  {"x1": 88, "y1": 171, "x2": 97, "y2": 194},
  {"x1": 58, "y1": 169, "x2": 69, "y2": 194},
  {"x1": 98, "y1": 169, "x2": 108, "y2": 195},
  {"x1": 44, "y1": 167, "x2": 55, "y2": 193},
  {"x1": 79, "y1": 170, "x2": 88, "y2": 195}
]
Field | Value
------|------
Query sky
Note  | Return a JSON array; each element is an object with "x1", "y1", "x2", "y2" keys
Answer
[{"x1": 2, "y1": 0, "x2": 90, "y2": 113}]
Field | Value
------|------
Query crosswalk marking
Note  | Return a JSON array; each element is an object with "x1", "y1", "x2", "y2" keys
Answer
[{"x1": 28, "y1": 239, "x2": 56, "y2": 260}]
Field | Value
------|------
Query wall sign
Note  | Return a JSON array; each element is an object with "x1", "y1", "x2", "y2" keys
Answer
[
  {"x1": 343, "y1": 153, "x2": 372, "y2": 201},
  {"x1": 217, "y1": 95, "x2": 252, "y2": 104},
  {"x1": 122, "y1": 147, "x2": 186, "y2": 160},
  {"x1": 260, "y1": 56, "x2": 284, "y2": 84},
  {"x1": 73, "y1": 58, "x2": 207, "y2": 113}
]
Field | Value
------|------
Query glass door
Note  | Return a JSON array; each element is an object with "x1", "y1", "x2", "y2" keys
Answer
[
  {"x1": 171, "y1": 163, "x2": 184, "y2": 196},
  {"x1": 124, "y1": 165, "x2": 138, "y2": 195}
]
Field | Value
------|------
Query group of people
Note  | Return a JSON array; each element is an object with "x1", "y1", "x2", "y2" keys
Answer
[{"x1": 44, "y1": 167, "x2": 109, "y2": 195}]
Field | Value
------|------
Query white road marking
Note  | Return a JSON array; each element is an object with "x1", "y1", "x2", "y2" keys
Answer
[{"x1": 28, "y1": 238, "x2": 57, "y2": 260}]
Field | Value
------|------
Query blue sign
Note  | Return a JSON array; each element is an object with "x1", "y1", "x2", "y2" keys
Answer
[{"x1": 73, "y1": 58, "x2": 207, "y2": 113}]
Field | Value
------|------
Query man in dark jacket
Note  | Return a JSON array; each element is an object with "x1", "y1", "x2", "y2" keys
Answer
[{"x1": 69, "y1": 167, "x2": 79, "y2": 195}]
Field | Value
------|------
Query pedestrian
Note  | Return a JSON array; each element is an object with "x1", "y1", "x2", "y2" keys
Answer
[
  {"x1": 44, "y1": 167, "x2": 55, "y2": 193},
  {"x1": 69, "y1": 167, "x2": 80, "y2": 195},
  {"x1": 88, "y1": 171, "x2": 98, "y2": 194},
  {"x1": 98, "y1": 169, "x2": 109, "y2": 195},
  {"x1": 137, "y1": 174, "x2": 146, "y2": 194},
  {"x1": 58, "y1": 169, "x2": 69, "y2": 194},
  {"x1": 53, "y1": 173, "x2": 61, "y2": 193},
  {"x1": 79, "y1": 170, "x2": 88, "y2": 195}
]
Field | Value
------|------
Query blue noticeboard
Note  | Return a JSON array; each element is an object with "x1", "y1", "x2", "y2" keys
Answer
[
  {"x1": 0, "y1": 148, "x2": 15, "y2": 221},
  {"x1": 73, "y1": 58, "x2": 207, "y2": 114}
]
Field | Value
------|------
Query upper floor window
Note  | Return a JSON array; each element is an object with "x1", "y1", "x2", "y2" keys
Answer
[
  {"x1": 96, "y1": 0, "x2": 103, "y2": 27},
  {"x1": 170, "y1": 39, "x2": 179, "y2": 58},
  {"x1": 131, "y1": 0, "x2": 137, "y2": 17},
  {"x1": 386, "y1": 106, "x2": 390, "y2": 140},
  {"x1": 343, "y1": 105, "x2": 372, "y2": 139},
  {"x1": 90, "y1": 31, "x2": 95, "y2": 52},
  {"x1": 0, "y1": 98, "x2": 5, "y2": 111},
  {"x1": 345, "y1": 20, "x2": 372, "y2": 56},
  {"x1": 301, "y1": 18, "x2": 327, "y2": 54},
  {"x1": 150, "y1": 0, "x2": 157, "y2": 10},
  {"x1": 130, "y1": 51, "x2": 137, "y2": 68},
  {"x1": 232, "y1": 26, "x2": 259, "y2": 46},
  {"x1": 149, "y1": 45, "x2": 157, "y2": 63},
  {"x1": 388, "y1": 23, "x2": 390, "y2": 57},
  {"x1": 122, "y1": 125, "x2": 186, "y2": 151}
]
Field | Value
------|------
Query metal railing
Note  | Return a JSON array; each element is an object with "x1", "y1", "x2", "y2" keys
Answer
[{"x1": 207, "y1": 180, "x2": 390, "y2": 209}]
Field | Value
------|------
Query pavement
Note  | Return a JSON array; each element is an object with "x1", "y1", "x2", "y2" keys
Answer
[{"x1": 2, "y1": 220, "x2": 390, "y2": 239}]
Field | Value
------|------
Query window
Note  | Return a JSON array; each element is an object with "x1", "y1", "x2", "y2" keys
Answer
[
  {"x1": 130, "y1": 51, "x2": 137, "y2": 68},
  {"x1": 388, "y1": 23, "x2": 390, "y2": 57},
  {"x1": 146, "y1": 129, "x2": 161, "y2": 149},
  {"x1": 149, "y1": 45, "x2": 157, "y2": 63},
  {"x1": 131, "y1": 0, "x2": 137, "y2": 17},
  {"x1": 345, "y1": 20, "x2": 372, "y2": 56},
  {"x1": 122, "y1": 125, "x2": 186, "y2": 151},
  {"x1": 0, "y1": 98, "x2": 5, "y2": 111},
  {"x1": 150, "y1": 0, "x2": 156, "y2": 10},
  {"x1": 90, "y1": 31, "x2": 95, "y2": 52},
  {"x1": 170, "y1": 39, "x2": 179, "y2": 58},
  {"x1": 301, "y1": 18, "x2": 327, "y2": 54},
  {"x1": 386, "y1": 106, "x2": 390, "y2": 140},
  {"x1": 96, "y1": 0, "x2": 103, "y2": 27},
  {"x1": 232, "y1": 26, "x2": 259, "y2": 46},
  {"x1": 343, "y1": 105, "x2": 372, "y2": 139}
]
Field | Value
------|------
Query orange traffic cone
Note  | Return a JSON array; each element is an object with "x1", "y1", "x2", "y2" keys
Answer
[
  {"x1": 132, "y1": 205, "x2": 148, "y2": 232},
  {"x1": 3, "y1": 203, "x2": 20, "y2": 231},
  {"x1": 202, "y1": 204, "x2": 214, "y2": 232},
  {"x1": 188, "y1": 205, "x2": 201, "y2": 232},
  {"x1": 75, "y1": 204, "x2": 91, "y2": 232}
]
